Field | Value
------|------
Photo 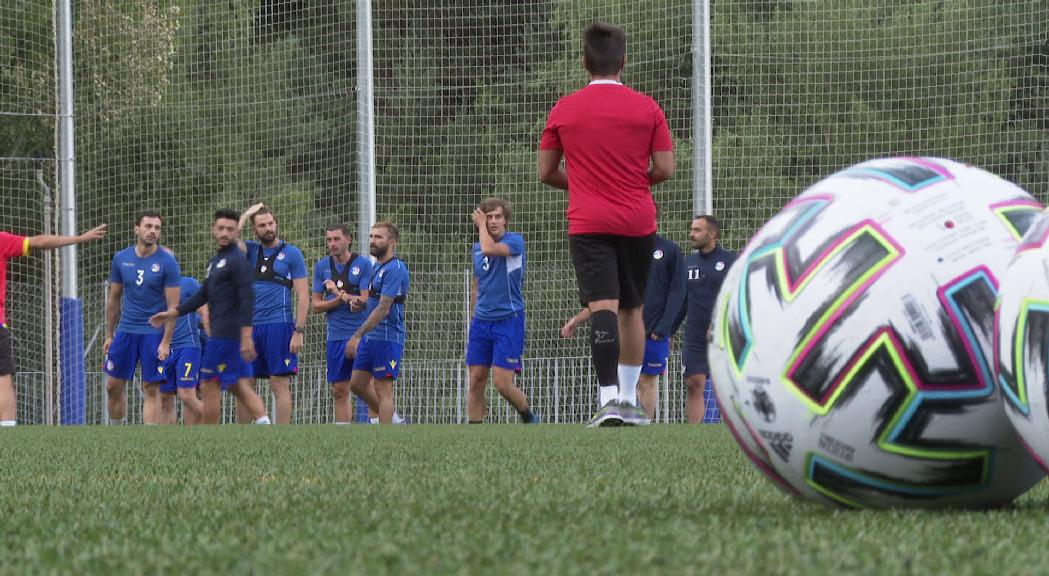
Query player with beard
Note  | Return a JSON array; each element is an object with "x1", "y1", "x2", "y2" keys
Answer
[{"x1": 103, "y1": 211, "x2": 180, "y2": 425}]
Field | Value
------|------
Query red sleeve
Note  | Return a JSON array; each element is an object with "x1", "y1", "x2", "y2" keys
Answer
[
  {"x1": 650, "y1": 101, "x2": 673, "y2": 152},
  {"x1": 539, "y1": 103, "x2": 562, "y2": 151},
  {"x1": 0, "y1": 233, "x2": 28, "y2": 258}
]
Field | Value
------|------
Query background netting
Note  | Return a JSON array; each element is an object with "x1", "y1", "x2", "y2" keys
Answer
[{"x1": 0, "y1": 0, "x2": 1045, "y2": 423}]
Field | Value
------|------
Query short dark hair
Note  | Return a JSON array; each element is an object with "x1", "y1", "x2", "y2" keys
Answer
[
  {"x1": 136, "y1": 210, "x2": 162, "y2": 226},
  {"x1": 372, "y1": 221, "x2": 399, "y2": 242},
  {"x1": 325, "y1": 222, "x2": 351, "y2": 237},
  {"x1": 250, "y1": 206, "x2": 275, "y2": 226},
  {"x1": 479, "y1": 197, "x2": 511, "y2": 221},
  {"x1": 694, "y1": 214, "x2": 722, "y2": 238},
  {"x1": 214, "y1": 208, "x2": 240, "y2": 223},
  {"x1": 583, "y1": 22, "x2": 626, "y2": 76}
]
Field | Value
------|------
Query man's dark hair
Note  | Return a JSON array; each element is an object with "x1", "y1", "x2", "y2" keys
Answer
[
  {"x1": 250, "y1": 206, "x2": 275, "y2": 226},
  {"x1": 214, "y1": 208, "x2": 240, "y2": 223},
  {"x1": 479, "y1": 197, "x2": 512, "y2": 221},
  {"x1": 583, "y1": 22, "x2": 627, "y2": 76},
  {"x1": 325, "y1": 222, "x2": 351, "y2": 237},
  {"x1": 695, "y1": 214, "x2": 722, "y2": 239},
  {"x1": 373, "y1": 221, "x2": 399, "y2": 242},
  {"x1": 136, "y1": 210, "x2": 163, "y2": 226}
]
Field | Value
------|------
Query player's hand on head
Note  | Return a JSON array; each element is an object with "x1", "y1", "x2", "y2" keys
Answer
[{"x1": 471, "y1": 208, "x2": 487, "y2": 229}]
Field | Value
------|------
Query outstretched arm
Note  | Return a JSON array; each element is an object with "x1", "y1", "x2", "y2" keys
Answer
[{"x1": 28, "y1": 224, "x2": 107, "y2": 251}]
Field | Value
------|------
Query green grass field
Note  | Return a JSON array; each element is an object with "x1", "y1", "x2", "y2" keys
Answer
[{"x1": 1, "y1": 424, "x2": 1046, "y2": 575}]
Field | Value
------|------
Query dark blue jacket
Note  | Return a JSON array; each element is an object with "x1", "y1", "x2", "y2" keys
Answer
[
  {"x1": 643, "y1": 235, "x2": 686, "y2": 338},
  {"x1": 674, "y1": 244, "x2": 736, "y2": 346},
  {"x1": 177, "y1": 244, "x2": 254, "y2": 340}
]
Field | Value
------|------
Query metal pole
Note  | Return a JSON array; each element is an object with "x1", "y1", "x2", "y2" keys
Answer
[
  {"x1": 357, "y1": 0, "x2": 376, "y2": 256},
  {"x1": 56, "y1": 0, "x2": 86, "y2": 424},
  {"x1": 35, "y1": 160, "x2": 55, "y2": 425},
  {"x1": 692, "y1": 0, "x2": 713, "y2": 217},
  {"x1": 56, "y1": 0, "x2": 77, "y2": 294}
]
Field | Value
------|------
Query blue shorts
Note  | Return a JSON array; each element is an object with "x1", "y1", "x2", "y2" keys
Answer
[
  {"x1": 642, "y1": 336, "x2": 670, "y2": 376},
  {"x1": 200, "y1": 337, "x2": 254, "y2": 390},
  {"x1": 252, "y1": 322, "x2": 298, "y2": 378},
  {"x1": 161, "y1": 346, "x2": 202, "y2": 394},
  {"x1": 327, "y1": 339, "x2": 355, "y2": 384},
  {"x1": 466, "y1": 314, "x2": 524, "y2": 372},
  {"x1": 352, "y1": 338, "x2": 403, "y2": 380},
  {"x1": 682, "y1": 342, "x2": 709, "y2": 377},
  {"x1": 104, "y1": 331, "x2": 165, "y2": 383}
]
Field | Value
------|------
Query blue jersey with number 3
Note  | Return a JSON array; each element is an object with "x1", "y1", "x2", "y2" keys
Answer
[
  {"x1": 110, "y1": 246, "x2": 181, "y2": 334},
  {"x1": 472, "y1": 232, "x2": 525, "y2": 321}
]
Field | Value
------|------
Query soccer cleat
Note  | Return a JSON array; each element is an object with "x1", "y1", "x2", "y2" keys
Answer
[
  {"x1": 617, "y1": 401, "x2": 651, "y2": 426},
  {"x1": 523, "y1": 412, "x2": 541, "y2": 424},
  {"x1": 587, "y1": 401, "x2": 623, "y2": 428}
]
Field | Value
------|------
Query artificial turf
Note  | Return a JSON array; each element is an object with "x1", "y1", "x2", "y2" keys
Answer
[{"x1": 0, "y1": 424, "x2": 1045, "y2": 575}]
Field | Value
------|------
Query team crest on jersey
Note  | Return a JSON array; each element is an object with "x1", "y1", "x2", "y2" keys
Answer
[
  {"x1": 277, "y1": 252, "x2": 286, "y2": 261},
  {"x1": 106, "y1": 359, "x2": 114, "y2": 371},
  {"x1": 653, "y1": 249, "x2": 664, "y2": 260},
  {"x1": 217, "y1": 259, "x2": 227, "y2": 269},
  {"x1": 715, "y1": 261, "x2": 725, "y2": 271},
  {"x1": 336, "y1": 280, "x2": 344, "y2": 288},
  {"x1": 351, "y1": 266, "x2": 360, "y2": 275},
  {"x1": 150, "y1": 263, "x2": 161, "y2": 273},
  {"x1": 217, "y1": 363, "x2": 227, "y2": 373}
]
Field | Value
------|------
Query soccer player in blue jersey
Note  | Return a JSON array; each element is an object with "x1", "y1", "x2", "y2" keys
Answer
[
  {"x1": 151, "y1": 209, "x2": 270, "y2": 425},
  {"x1": 675, "y1": 215, "x2": 735, "y2": 424},
  {"x1": 103, "y1": 212, "x2": 181, "y2": 425},
  {"x1": 561, "y1": 231, "x2": 685, "y2": 420},
  {"x1": 345, "y1": 222, "x2": 408, "y2": 424},
  {"x1": 311, "y1": 223, "x2": 373, "y2": 424},
  {"x1": 159, "y1": 266, "x2": 209, "y2": 425},
  {"x1": 238, "y1": 203, "x2": 309, "y2": 424},
  {"x1": 466, "y1": 199, "x2": 537, "y2": 424}
]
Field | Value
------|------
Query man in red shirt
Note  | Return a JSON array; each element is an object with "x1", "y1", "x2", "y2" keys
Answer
[
  {"x1": 0, "y1": 224, "x2": 107, "y2": 426},
  {"x1": 539, "y1": 21, "x2": 675, "y2": 427}
]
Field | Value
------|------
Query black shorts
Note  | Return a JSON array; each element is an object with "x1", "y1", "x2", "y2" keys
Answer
[
  {"x1": 682, "y1": 342, "x2": 709, "y2": 377},
  {"x1": 0, "y1": 325, "x2": 13, "y2": 377},
  {"x1": 569, "y1": 233, "x2": 654, "y2": 309}
]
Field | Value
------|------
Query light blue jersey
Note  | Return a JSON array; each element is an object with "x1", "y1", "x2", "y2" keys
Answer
[
  {"x1": 312, "y1": 254, "x2": 373, "y2": 341},
  {"x1": 472, "y1": 232, "x2": 525, "y2": 321},
  {"x1": 245, "y1": 240, "x2": 307, "y2": 325},
  {"x1": 110, "y1": 246, "x2": 181, "y2": 334},
  {"x1": 171, "y1": 276, "x2": 201, "y2": 349},
  {"x1": 363, "y1": 257, "x2": 409, "y2": 344}
]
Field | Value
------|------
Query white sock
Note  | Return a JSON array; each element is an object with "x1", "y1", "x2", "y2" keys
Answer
[
  {"x1": 618, "y1": 364, "x2": 642, "y2": 405},
  {"x1": 393, "y1": 412, "x2": 405, "y2": 424},
  {"x1": 335, "y1": 421, "x2": 353, "y2": 426},
  {"x1": 109, "y1": 419, "x2": 124, "y2": 426},
  {"x1": 599, "y1": 385, "x2": 618, "y2": 407},
  {"x1": 254, "y1": 416, "x2": 271, "y2": 425},
  {"x1": 0, "y1": 420, "x2": 16, "y2": 427},
  {"x1": 369, "y1": 417, "x2": 379, "y2": 424}
]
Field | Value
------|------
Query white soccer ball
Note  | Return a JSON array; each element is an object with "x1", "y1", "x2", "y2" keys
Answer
[
  {"x1": 997, "y1": 212, "x2": 1049, "y2": 474},
  {"x1": 708, "y1": 156, "x2": 1044, "y2": 508}
]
